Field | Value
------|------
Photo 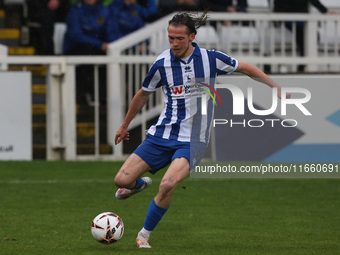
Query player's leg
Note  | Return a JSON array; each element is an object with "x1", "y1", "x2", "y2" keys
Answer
[
  {"x1": 115, "y1": 135, "x2": 175, "y2": 200},
  {"x1": 154, "y1": 157, "x2": 190, "y2": 207},
  {"x1": 114, "y1": 153, "x2": 152, "y2": 200},
  {"x1": 114, "y1": 153, "x2": 151, "y2": 188},
  {"x1": 136, "y1": 157, "x2": 190, "y2": 248}
]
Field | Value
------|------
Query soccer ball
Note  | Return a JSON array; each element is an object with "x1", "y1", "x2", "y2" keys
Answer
[{"x1": 91, "y1": 212, "x2": 124, "y2": 244}]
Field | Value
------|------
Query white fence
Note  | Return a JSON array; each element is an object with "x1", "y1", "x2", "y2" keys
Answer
[{"x1": 0, "y1": 12, "x2": 340, "y2": 160}]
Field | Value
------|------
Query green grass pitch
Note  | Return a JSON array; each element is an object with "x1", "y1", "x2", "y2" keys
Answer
[{"x1": 0, "y1": 161, "x2": 339, "y2": 255}]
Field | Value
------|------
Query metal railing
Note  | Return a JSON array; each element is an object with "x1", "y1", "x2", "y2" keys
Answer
[{"x1": 0, "y1": 12, "x2": 339, "y2": 160}]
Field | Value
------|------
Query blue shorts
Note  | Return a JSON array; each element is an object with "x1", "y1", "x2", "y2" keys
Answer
[{"x1": 133, "y1": 135, "x2": 207, "y2": 174}]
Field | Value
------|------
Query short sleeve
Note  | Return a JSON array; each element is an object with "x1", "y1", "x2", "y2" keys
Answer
[
  {"x1": 215, "y1": 51, "x2": 239, "y2": 75},
  {"x1": 142, "y1": 59, "x2": 163, "y2": 92}
]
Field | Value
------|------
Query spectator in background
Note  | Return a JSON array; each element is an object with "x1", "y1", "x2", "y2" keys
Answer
[
  {"x1": 273, "y1": 0, "x2": 337, "y2": 14},
  {"x1": 158, "y1": 0, "x2": 202, "y2": 18},
  {"x1": 273, "y1": 0, "x2": 338, "y2": 72},
  {"x1": 202, "y1": 0, "x2": 247, "y2": 13},
  {"x1": 27, "y1": 0, "x2": 70, "y2": 55},
  {"x1": 69, "y1": 0, "x2": 113, "y2": 5},
  {"x1": 228, "y1": 0, "x2": 247, "y2": 12},
  {"x1": 136, "y1": 0, "x2": 159, "y2": 22},
  {"x1": 200, "y1": 0, "x2": 248, "y2": 26},
  {"x1": 70, "y1": 0, "x2": 114, "y2": 6},
  {"x1": 108, "y1": 0, "x2": 145, "y2": 42},
  {"x1": 63, "y1": 0, "x2": 114, "y2": 55},
  {"x1": 63, "y1": 0, "x2": 114, "y2": 105}
]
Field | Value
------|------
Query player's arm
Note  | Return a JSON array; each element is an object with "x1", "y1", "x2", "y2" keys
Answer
[
  {"x1": 235, "y1": 61, "x2": 289, "y2": 99},
  {"x1": 115, "y1": 88, "x2": 152, "y2": 145}
]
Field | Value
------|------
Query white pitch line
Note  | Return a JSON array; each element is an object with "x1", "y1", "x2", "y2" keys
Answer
[{"x1": 0, "y1": 179, "x2": 113, "y2": 184}]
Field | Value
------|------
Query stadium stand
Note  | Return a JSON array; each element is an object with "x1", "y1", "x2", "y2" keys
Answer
[
  {"x1": 0, "y1": 2, "x2": 112, "y2": 158},
  {"x1": 247, "y1": 0, "x2": 270, "y2": 12},
  {"x1": 0, "y1": 3, "x2": 45, "y2": 158},
  {"x1": 53, "y1": 22, "x2": 66, "y2": 55},
  {"x1": 1, "y1": 0, "x2": 340, "y2": 159},
  {"x1": 220, "y1": 25, "x2": 260, "y2": 54},
  {"x1": 194, "y1": 25, "x2": 220, "y2": 50}
]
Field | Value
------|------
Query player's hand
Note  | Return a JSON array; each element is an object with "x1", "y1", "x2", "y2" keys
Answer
[
  {"x1": 48, "y1": 0, "x2": 60, "y2": 10},
  {"x1": 178, "y1": 0, "x2": 196, "y2": 6},
  {"x1": 327, "y1": 10, "x2": 339, "y2": 15},
  {"x1": 102, "y1": 42, "x2": 109, "y2": 53},
  {"x1": 227, "y1": 6, "x2": 237, "y2": 12},
  {"x1": 115, "y1": 127, "x2": 130, "y2": 145}
]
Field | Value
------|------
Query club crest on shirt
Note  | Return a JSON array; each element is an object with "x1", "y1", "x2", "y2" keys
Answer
[
  {"x1": 97, "y1": 17, "x2": 105, "y2": 25},
  {"x1": 131, "y1": 10, "x2": 138, "y2": 16},
  {"x1": 184, "y1": 66, "x2": 191, "y2": 73}
]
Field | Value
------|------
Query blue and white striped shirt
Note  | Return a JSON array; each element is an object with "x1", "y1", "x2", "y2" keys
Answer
[{"x1": 142, "y1": 43, "x2": 238, "y2": 143}]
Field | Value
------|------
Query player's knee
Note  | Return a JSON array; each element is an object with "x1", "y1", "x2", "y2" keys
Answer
[
  {"x1": 114, "y1": 174, "x2": 132, "y2": 188},
  {"x1": 159, "y1": 177, "x2": 177, "y2": 194},
  {"x1": 114, "y1": 175, "x2": 123, "y2": 188}
]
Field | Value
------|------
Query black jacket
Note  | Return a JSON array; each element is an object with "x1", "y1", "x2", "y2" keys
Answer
[
  {"x1": 273, "y1": 0, "x2": 327, "y2": 13},
  {"x1": 201, "y1": 0, "x2": 248, "y2": 12}
]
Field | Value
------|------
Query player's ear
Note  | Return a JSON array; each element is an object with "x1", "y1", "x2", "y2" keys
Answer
[{"x1": 189, "y1": 33, "x2": 195, "y2": 42}]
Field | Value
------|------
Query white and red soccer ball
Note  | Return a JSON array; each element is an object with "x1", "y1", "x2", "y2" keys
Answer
[{"x1": 91, "y1": 212, "x2": 124, "y2": 244}]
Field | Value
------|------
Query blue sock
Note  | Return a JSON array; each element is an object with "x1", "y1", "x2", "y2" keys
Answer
[
  {"x1": 143, "y1": 199, "x2": 169, "y2": 231},
  {"x1": 133, "y1": 178, "x2": 145, "y2": 189}
]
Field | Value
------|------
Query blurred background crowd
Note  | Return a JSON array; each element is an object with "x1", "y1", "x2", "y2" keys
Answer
[
  {"x1": 0, "y1": 0, "x2": 338, "y2": 105},
  {"x1": 0, "y1": 0, "x2": 337, "y2": 56}
]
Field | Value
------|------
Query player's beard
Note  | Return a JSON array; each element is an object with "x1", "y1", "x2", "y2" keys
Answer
[{"x1": 173, "y1": 42, "x2": 193, "y2": 59}]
